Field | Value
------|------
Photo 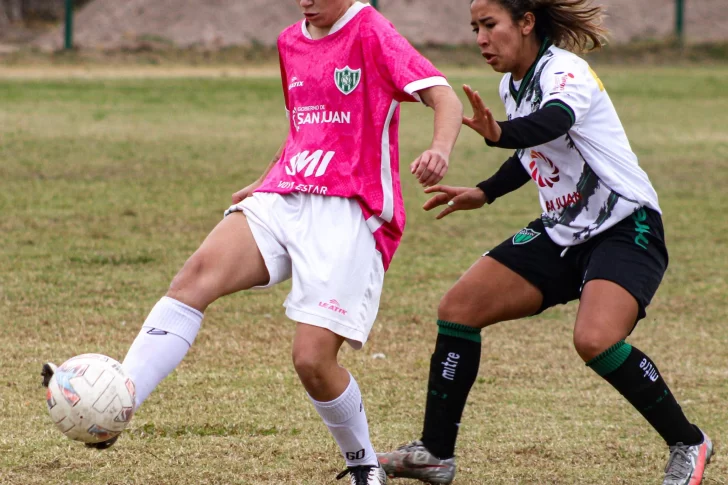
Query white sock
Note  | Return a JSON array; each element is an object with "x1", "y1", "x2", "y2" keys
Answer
[
  {"x1": 122, "y1": 297, "x2": 203, "y2": 409},
  {"x1": 310, "y1": 373, "x2": 377, "y2": 467}
]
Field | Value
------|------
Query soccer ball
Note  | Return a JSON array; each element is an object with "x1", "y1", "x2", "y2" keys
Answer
[{"x1": 45, "y1": 353, "x2": 136, "y2": 444}]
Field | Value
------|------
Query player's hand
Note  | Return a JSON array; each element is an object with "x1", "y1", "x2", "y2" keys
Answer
[
  {"x1": 423, "y1": 184, "x2": 487, "y2": 219},
  {"x1": 232, "y1": 180, "x2": 262, "y2": 204},
  {"x1": 410, "y1": 149, "x2": 449, "y2": 187},
  {"x1": 462, "y1": 84, "x2": 501, "y2": 143}
]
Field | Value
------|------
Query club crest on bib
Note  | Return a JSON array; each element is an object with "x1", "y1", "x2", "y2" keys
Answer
[
  {"x1": 512, "y1": 228, "x2": 541, "y2": 245},
  {"x1": 334, "y1": 66, "x2": 361, "y2": 95}
]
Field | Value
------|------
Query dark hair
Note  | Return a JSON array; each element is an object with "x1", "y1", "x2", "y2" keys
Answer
[{"x1": 475, "y1": 0, "x2": 609, "y2": 52}]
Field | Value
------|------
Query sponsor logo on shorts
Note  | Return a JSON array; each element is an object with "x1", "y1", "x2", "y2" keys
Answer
[
  {"x1": 632, "y1": 208, "x2": 651, "y2": 250},
  {"x1": 512, "y1": 228, "x2": 541, "y2": 245},
  {"x1": 319, "y1": 299, "x2": 347, "y2": 315}
]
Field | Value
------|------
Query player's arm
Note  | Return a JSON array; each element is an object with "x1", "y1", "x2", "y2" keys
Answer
[
  {"x1": 411, "y1": 86, "x2": 464, "y2": 187},
  {"x1": 484, "y1": 104, "x2": 574, "y2": 149},
  {"x1": 420, "y1": 152, "x2": 530, "y2": 219},
  {"x1": 231, "y1": 131, "x2": 288, "y2": 204},
  {"x1": 476, "y1": 152, "x2": 531, "y2": 203},
  {"x1": 462, "y1": 84, "x2": 573, "y2": 149}
]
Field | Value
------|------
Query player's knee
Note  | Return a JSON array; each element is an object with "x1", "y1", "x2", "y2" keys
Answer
[
  {"x1": 169, "y1": 254, "x2": 205, "y2": 292},
  {"x1": 438, "y1": 288, "x2": 493, "y2": 329},
  {"x1": 573, "y1": 325, "x2": 614, "y2": 362},
  {"x1": 291, "y1": 348, "x2": 328, "y2": 389},
  {"x1": 166, "y1": 251, "x2": 215, "y2": 308}
]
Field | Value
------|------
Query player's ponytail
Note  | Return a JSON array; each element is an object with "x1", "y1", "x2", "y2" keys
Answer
[{"x1": 489, "y1": 0, "x2": 609, "y2": 52}]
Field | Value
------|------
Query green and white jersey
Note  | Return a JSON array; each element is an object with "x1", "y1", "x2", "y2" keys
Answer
[{"x1": 500, "y1": 43, "x2": 661, "y2": 246}]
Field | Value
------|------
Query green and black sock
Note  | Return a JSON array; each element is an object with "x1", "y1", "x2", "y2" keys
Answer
[
  {"x1": 587, "y1": 340, "x2": 702, "y2": 446},
  {"x1": 420, "y1": 320, "x2": 482, "y2": 459}
]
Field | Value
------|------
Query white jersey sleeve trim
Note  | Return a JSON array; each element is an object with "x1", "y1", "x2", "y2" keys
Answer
[
  {"x1": 379, "y1": 99, "x2": 399, "y2": 223},
  {"x1": 404, "y1": 76, "x2": 451, "y2": 103},
  {"x1": 286, "y1": 108, "x2": 290, "y2": 119}
]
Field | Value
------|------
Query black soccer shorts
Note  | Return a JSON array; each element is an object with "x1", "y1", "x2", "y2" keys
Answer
[{"x1": 486, "y1": 208, "x2": 668, "y2": 322}]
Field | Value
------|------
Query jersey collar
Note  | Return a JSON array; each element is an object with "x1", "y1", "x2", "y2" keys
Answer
[
  {"x1": 301, "y1": 2, "x2": 370, "y2": 40},
  {"x1": 509, "y1": 37, "x2": 552, "y2": 107}
]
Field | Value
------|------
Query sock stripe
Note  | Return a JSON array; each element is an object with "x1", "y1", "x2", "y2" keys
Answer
[
  {"x1": 587, "y1": 340, "x2": 633, "y2": 376},
  {"x1": 437, "y1": 319, "x2": 481, "y2": 343}
]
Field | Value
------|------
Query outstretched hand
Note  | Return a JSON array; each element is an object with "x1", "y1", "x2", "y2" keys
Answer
[
  {"x1": 410, "y1": 149, "x2": 449, "y2": 187},
  {"x1": 423, "y1": 184, "x2": 488, "y2": 219},
  {"x1": 462, "y1": 84, "x2": 501, "y2": 143}
]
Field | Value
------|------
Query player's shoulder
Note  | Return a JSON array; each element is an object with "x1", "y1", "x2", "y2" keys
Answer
[
  {"x1": 277, "y1": 21, "x2": 303, "y2": 47},
  {"x1": 359, "y1": 6, "x2": 400, "y2": 39},
  {"x1": 498, "y1": 74, "x2": 510, "y2": 98},
  {"x1": 542, "y1": 45, "x2": 590, "y2": 74}
]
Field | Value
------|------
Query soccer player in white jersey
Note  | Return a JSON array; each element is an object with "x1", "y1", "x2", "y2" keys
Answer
[
  {"x1": 41, "y1": 1, "x2": 463, "y2": 484},
  {"x1": 378, "y1": 1, "x2": 712, "y2": 484}
]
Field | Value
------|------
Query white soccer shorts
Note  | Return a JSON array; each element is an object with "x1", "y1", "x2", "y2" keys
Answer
[{"x1": 226, "y1": 192, "x2": 384, "y2": 349}]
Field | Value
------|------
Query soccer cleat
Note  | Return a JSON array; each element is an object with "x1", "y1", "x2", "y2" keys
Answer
[
  {"x1": 85, "y1": 435, "x2": 119, "y2": 450},
  {"x1": 663, "y1": 429, "x2": 713, "y2": 485},
  {"x1": 336, "y1": 463, "x2": 387, "y2": 485},
  {"x1": 40, "y1": 362, "x2": 58, "y2": 388},
  {"x1": 377, "y1": 441, "x2": 455, "y2": 484}
]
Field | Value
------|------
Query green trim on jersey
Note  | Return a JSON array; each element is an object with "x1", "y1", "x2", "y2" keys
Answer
[
  {"x1": 509, "y1": 38, "x2": 552, "y2": 108},
  {"x1": 542, "y1": 100, "x2": 576, "y2": 127},
  {"x1": 587, "y1": 340, "x2": 633, "y2": 377},
  {"x1": 437, "y1": 319, "x2": 482, "y2": 343}
]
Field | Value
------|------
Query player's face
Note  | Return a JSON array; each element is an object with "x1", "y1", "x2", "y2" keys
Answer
[
  {"x1": 470, "y1": 0, "x2": 535, "y2": 76},
  {"x1": 297, "y1": 0, "x2": 355, "y2": 29}
]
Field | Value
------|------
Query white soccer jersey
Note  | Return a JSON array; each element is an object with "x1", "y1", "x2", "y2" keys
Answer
[{"x1": 499, "y1": 43, "x2": 661, "y2": 246}]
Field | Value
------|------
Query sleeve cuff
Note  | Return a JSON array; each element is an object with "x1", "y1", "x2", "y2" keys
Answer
[
  {"x1": 542, "y1": 100, "x2": 576, "y2": 127},
  {"x1": 476, "y1": 181, "x2": 494, "y2": 204},
  {"x1": 404, "y1": 76, "x2": 451, "y2": 103}
]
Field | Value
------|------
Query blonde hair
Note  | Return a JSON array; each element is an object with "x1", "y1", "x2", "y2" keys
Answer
[{"x1": 481, "y1": 0, "x2": 609, "y2": 52}]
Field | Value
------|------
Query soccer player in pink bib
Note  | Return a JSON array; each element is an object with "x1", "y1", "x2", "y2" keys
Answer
[{"x1": 39, "y1": 1, "x2": 463, "y2": 484}]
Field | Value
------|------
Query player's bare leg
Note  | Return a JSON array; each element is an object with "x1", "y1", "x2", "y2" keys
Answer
[
  {"x1": 51, "y1": 213, "x2": 269, "y2": 450},
  {"x1": 42, "y1": 213, "x2": 270, "y2": 448},
  {"x1": 123, "y1": 212, "x2": 270, "y2": 402},
  {"x1": 379, "y1": 256, "x2": 542, "y2": 484},
  {"x1": 292, "y1": 323, "x2": 349, "y2": 400},
  {"x1": 577, "y1": 280, "x2": 711, "y2": 485},
  {"x1": 166, "y1": 212, "x2": 270, "y2": 312},
  {"x1": 293, "y1": 323, "x2": 386, "y2": 484}
]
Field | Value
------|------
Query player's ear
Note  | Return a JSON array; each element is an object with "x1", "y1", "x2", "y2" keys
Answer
[{"x1": 521, "y1": 12, "x2": 536, "y2": 37}]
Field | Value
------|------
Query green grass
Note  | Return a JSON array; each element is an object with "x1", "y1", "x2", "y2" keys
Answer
[{"x1": 1, "y1": 65, "x2": 727, "y2": 484}]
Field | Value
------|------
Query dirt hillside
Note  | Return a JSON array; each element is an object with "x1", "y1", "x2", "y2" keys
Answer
[{"x1": 35, "y1": 0, "x2": 728, "y2": 50}]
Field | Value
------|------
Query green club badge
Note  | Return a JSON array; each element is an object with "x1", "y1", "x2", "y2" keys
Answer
[
  {"x1": 512, "y1": 228, "x2": 541, "y2": 245},
  {"x1": 334, "y1": 66, "x2": 361, "y2": 95}
]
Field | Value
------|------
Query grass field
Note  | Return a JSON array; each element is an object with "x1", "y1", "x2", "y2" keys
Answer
[{"x1": 1, "y1": 65, "x2": 727, "y2": 484}]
